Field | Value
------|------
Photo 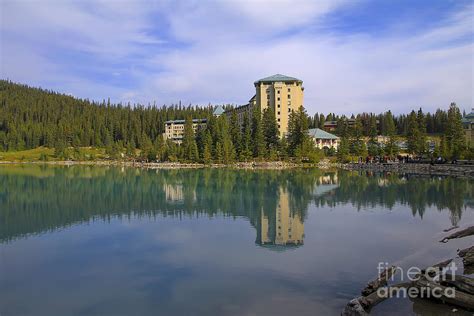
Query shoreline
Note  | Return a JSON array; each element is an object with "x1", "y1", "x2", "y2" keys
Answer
[
  {"x1": 339, "y1": 162, "x2": 474, "y2": 178},
  {"x1": 1, "y1": 160, "x2": 473, "y2": 177},
  {"x1": 0, "y1": 160, "x2": 306, "y2": 170}
]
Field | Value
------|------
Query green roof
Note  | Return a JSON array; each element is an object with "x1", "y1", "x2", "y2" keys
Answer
[
  {"x1": 254, "y1": 74, "x2": 302, "y2": 84},
  {"x1": 308, "y1": 128, "x2": 339, "y2": 140},
  {"x1": 463, "y1": 109, "x2": 474, "y2": 122},
  {"x1": 165, "y1": 119, "x2": 207, "y2": 124},
  {"x1": 213, "y1": 105, "x2": 225, "y2": 116}
]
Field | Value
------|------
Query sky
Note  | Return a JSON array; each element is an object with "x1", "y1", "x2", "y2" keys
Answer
[{"x1": 1, "y1": 0, "x2": 473, "y2": 115}]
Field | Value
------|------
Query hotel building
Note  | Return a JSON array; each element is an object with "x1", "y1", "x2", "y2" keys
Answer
[
  {"x1": 163, "y1": 119, "x2": 207, "y2": 144},
  {"x1": 228, "y1": 74, "x2": 304, "y2": 137}
]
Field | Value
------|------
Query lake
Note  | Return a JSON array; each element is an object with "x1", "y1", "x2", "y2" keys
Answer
[{"x1": 0, "y1": 165, "x2": 473, "y2": 315}]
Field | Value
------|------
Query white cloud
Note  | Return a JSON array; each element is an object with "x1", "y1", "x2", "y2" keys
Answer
[{"x1": 1, "y1": 0, "x2": 472, "y2": 114}]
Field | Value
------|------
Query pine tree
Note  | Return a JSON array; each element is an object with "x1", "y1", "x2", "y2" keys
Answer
[
  {"x1": 154, "y1": 135, "x2": 165, "y2": 162},
  {"x1": 287, "y1": 106, "x2": 312, "y2": 159},
  {"x1": 139, "y1": 134, "x2": 154, "y2": 162},
  {"x1": 216, "y1": 116, "x2": 235, "y2": 164},
  {"x1": 262, "y1": 107, "x2": 279, "y2": 158},
  {"x1": 252, "y1": 106, "x2": 265, "y2": 158},
  {"x1": 202, "y1": 130, "x2": 213, "y2": 164},
  {"x1": 165, "y1": 139, "x2": 178, "y2": 162},
  {"x1": 384, "y1": 111, "x2": 398, "y2": 157},
  {"x1": 367, "y1": 115, "x2": 379, "y2": 156},
  {"x1": 229, "y1": 111, "x2": 242, "y2": 159},
  {"x1": 240, "y1": 113, "x2": 252, "y2": 161},
  {"x1": 54, "y1": 139, "x2": 66, "y2": 159},
  {"x1": 350, "y1": 117, "x2": 366, "y2": 157},
  {"x1": 416, "y1": 108, "x2": 427, "y2": 156},
  {"x1": 181, "y1": 116, "x2": 199, "y2": 162},
  {"x1": 439, "y1": 136, "x2": 448, "y2": 159},
  {"x1": 445, "y1": 102, "x2": 466, "y2": 160},
  {"x1": 406, "y1": 111, "x2": 420, "y2": 156},
  {"x1": 337, "y1": 136, "x2": 350, "y2": 163}
]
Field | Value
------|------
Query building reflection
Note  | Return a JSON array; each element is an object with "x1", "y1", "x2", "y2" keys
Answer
[
  {"x1": 257, "y1": 187, "x2": 305, "y2": 249},
  {"x1": 163, "y1": 182, "x2": 196, "y2": 203},
  {"x1": 1, "y1": 167, "x2": 471, "y2": 244},
  {"x1": 164, "y1": 183, "x2": 184, "y2": 202}
]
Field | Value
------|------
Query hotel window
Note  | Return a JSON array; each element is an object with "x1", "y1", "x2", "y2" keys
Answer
[
  {"x1": 277, "y1": 111, "x2": 280, "y2": 115},
  {"x1": 288, "y1": 88, "x2": 291, "y2": 92},
  {"x1": 288, "y1": 101, "x2": 291, "y2": 105},
  {"x1": 277, "y1": 97, "x2": 280, "y2": 101},
  {"x1": 288, "y1": 94, "x2": 291, "y2": 98},
  {"x1": 278, "y1": 124, "x2": 281, "y2": 128},
  {"x1": 277, "y1": 90, "x2": 280, "y2": 94},
  {"x1": 278, "y1": 118, "x2": 280, "y2": 122}
]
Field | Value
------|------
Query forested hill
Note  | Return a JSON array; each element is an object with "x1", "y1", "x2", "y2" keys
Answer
[
  {"x1": 0, "y1": 80, "x2": 469, "y2": 163},
  {"x1": 0, "y1": 80, "x2": 212, "y2": 151}
]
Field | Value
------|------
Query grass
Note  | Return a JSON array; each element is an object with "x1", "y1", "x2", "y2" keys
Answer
[
  {"x1": 0, "y1": 147, "x2": 107, "y2": 162},
  {"x1": 0, "y1": 147, "x2": 54, "y2": 161}
]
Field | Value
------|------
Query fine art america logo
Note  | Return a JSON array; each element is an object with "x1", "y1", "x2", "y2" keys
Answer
[{"x1": 376, "y1": 262, "x2": 458, "y2": 299}]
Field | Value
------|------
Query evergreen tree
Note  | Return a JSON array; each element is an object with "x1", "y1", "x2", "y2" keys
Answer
[
  {"x1": 337, "y1": 136, "x2": 350, "y2": 163},
  {"x1": 54, "y1": 139, "x2": 66, "y2": 159},
  {"x1": 139, "y1": 134, "x2": 154, "y2": 162},
  {"x1": 384, "y1": 111, "x2": 398, "y2": 157},
  {"x1": 202, "y1": 130, "x2": 213, "y2": 164},
  {"x1": 165, "y1": 139, "x2": 178, "y2": 162},
  {"x1": 262, "y1": 107, "x2": 279, "y2": 158},
  {"x1": 287, "y1": 106, "x2": 314, "y2": 160},
  {"x1": 439, "y1": 136, "x2": 448, "y2": 159},
  {"x1": 350, "y1": 116, "x2": 366, "y2": 158},
  {"x1": 154, "y1": 135, "x2": 165, "y2": 162},
  {"x1": 367, "y1": 115, "x2": 379, "y2": 156},
  {"x1": 181, "y1": 116, "x2": 199, "y2": 162},
  {"x1": 240, "y1": 113, "x2": 252, "y2": 161},
  {"x1": 229, "y1": 111, "x2": 242, "y2": 159},
  {"x1": 407, "y1": 111, "x2": 420, "y2": 156},
  {"x1": 416, "y1": 108, "x2": 427, "y2": 156},
  {"x1": 445, "y1": 102, "x2": 466, "y2": 160},
  {"x1": 251, "y1": 106, "x2": 265, "y2": 158},
  {"x1": 216, "y1": 116, "x2": 235, "y2": 164}
]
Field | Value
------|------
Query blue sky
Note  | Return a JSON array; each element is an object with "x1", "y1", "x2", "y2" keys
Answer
[{"x1": 1, "y1": 0, "x2": 473, "y2": 115}]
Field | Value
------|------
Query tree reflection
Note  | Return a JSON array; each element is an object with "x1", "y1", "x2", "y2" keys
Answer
[{"x1": 0, "y1": 166, "x2": 471, "y2": 243}]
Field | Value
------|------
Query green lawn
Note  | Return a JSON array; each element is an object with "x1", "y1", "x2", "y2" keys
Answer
[{"x1": 0, "y1": 147, "x2": 108, "y2": 162}]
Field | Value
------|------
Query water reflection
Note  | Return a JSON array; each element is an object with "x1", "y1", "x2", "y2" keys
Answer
[
  {"x1": 1, "y1": 165, "x2": 474, "y2": 316},
  {"x1": 257, "y1": 187, "x2": 305, "y2": 249},
  {"x1": 0, "y1": 165, "x2": 472, "y2": 244}
]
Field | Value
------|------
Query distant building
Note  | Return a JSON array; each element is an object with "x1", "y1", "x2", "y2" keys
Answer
[
  {"x1": 230, "y1": 96, "x2": 257, "y2": 127},
  {"x1": 323, "y1": 120, "x2": 338, "y2": 132},
  {"x1": 308, "y1": 128, "x2": 339, "y2": 151},
  {"x1": 322, "y1": 118, "x2": 356, "y2": 132},
  {"x1": 163, "y1": 119, "x2": 207, "y2": 144},
  {"x1": 213, "y1": 105, "x2": 225, "y2": 117},
  {"x1": 226, "y1": 74, "x2": 304, "y2": 137},
  {"x1": 463, "y1": 108, "x2": 474, "y2": 147}
]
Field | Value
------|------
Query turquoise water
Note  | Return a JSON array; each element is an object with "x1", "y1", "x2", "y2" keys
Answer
[{"x1": 0, "y1": 165, "x2": 473, "y2": 315}]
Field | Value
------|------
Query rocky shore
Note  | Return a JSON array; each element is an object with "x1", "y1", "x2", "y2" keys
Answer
[
  {"x1": 1, "y1": 160, "x2": 473, "y2": 176},
  {"x1": 339, "y1": 162, "x2": 474, "y2": 178},
  {"x1": 0, "y1": 160, "x2": 302, "y2": 170}
]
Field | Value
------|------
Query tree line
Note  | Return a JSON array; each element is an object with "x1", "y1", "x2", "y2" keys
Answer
[
  {"x1": 0, "y1": 80, "x2": 317, "y2": 163},
  {"x1": 309, "y1": 108, "x2": 458, "y2": 136},
  {"x1": 0, "y1": 80, "x2": 471, "y2": 163},
  {"x1": 334, "y1": 103, "x2": 470, "y2": 162}
]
